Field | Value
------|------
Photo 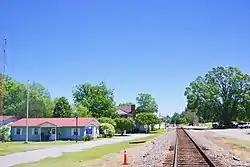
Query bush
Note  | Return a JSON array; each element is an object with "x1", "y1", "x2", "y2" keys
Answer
[
  {"x1": 100, "y1": 123, "x2": 115, "y2": 138},
  {"x1": 114, "y1": 118, "x2": 135, "y2": 135},
  {"x1": 0, "y1": 126, "x2": 10, "y2": 142},
  {"x1": 83, "y1": 134, "x2": 94, "y2": 141},
  {"x1": 97, "y1": 117, "x2": 117, "y2": 128}
]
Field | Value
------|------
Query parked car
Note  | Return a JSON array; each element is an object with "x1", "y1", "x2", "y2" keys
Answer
[{"x1": 238, "y1": 122, "x2": 250, "y2": 129}]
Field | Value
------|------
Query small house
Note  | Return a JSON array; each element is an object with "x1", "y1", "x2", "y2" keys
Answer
[{"x1": 10, "y1": 117, "x2": 100, "y2": 141}]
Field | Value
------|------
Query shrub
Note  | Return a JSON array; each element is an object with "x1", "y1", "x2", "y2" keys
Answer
[
  {"x1": 114, "y1": 118, "x2": 135, "y2": 135},
  {"x1": 0, "y1": 126, "x2": 10, "y2": 142},
  {"x1": 97, "y1": 117, "x2": 116, "y2": 128},
  {"x1": 83, "y1": 134, "x2": 94, "y2": 141},
  {"x1": 100, "y1": 123, "x2": 115, "y2": 138}
]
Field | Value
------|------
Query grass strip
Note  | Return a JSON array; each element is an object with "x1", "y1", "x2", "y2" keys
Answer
[{"x1": 14, "y1": 129, "x2": 167, "y2": 167}]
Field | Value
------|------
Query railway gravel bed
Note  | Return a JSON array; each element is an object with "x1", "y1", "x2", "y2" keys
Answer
[
  {"x1": 128, "y1": 128, "x2": 176, "y2": 167},
  {"x1": 187, "y1": 130, "x2": 249, "y2": 167}
]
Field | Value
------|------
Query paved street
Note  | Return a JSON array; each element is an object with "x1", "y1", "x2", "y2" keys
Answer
[{"x1": 0, "y1": 134, "x2": 151, "y2": 167}]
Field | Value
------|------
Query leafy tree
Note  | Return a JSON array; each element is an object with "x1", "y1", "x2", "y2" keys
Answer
[
  {"x1": 182, "y1": 109, "x2": 199, "y2": 125},
  {"x1": 3, "y1": 79, "x2": 54, "y2": 118},
  {"x1": 170, "y1": 112, "x2": 181, "y2": 124},
  {"x1": 135, "y1": 113, "x2": 159, "y2": 133},
  {"x1": 0, "y1": 125, "x2": 10, "y2": 142},
  {"x1": 161, "y1": 115, "x2": 171, "y2": 123},
  {"x1": 136, "y1": 93, "x2": 158, "y2": 113},
  {"x1": 73, "y1": 102, "x2": 91, "y2": 117},
  {"x1": 73, "y1": 82, "x2": 116, "y2": 118},
  {"x1": 4, "y1": 80, "x2": 26, "y2": 117},
  {"x1": 114, "y1": 118, "x2": 135, "y2": 135},
  {"x1": 185, "y1": 66, "x2": 250, "y2": 126},
  {"x1": 100, "y1": 123, "x2": 115, "y2": 138},
  {"x1": 118, "y1": 102, "x2": 135, "y2": 106},
  {"x1": 97, "y1": 117, "x2": 116, "y2": 128},
  {"x1": 53, "y1": 97, "x2": 72, "y2": 118}
]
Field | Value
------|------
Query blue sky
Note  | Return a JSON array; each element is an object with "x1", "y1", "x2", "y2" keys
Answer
[{"x1": 1, "y1": 1, "x2": 250, "y2": 116}]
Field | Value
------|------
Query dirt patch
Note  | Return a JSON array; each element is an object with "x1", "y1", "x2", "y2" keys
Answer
[
  {"x1": 191, "y1": 130, "x2": 250, "y2": 166},
  {"x1": 202, "y1": 131, "x2": 250, "y2": 163},
  {"x1": 80, "y1": 129, "x2": 176, "y2": 167}
]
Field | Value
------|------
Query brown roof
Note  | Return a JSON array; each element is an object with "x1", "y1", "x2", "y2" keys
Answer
[{"x1": 118, "y1": 106, "x2": 133, "y2": 114}]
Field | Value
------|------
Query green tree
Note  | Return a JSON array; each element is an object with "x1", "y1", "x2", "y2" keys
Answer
[
  {"x1": 0, "y1": 125, "x2": 10, "y2": 142},
  {"x1": 114, "y1": 118, "x2": 135, "y2": 135},
  {"x1": 182, "y1": 108, "x2": 199, "y2": 125},
  {"x1": 73, "y1": 102, "x2": 91, "y2": 117},
  {"x1": 4, "y1": 79, "x2": 54, "y2": 118},
  {"x1": 73, "y1": 82, "x2": 116, "y2": 118},
  {"x1": 53, "y1": 97, "x2": 72, "y2": 118},
  {"x1": 136, "y1": 93, "x2": 158, "y2": 113},
  {"x1": 135, "y1": 113, "x2": 159, "y2": 133},
  {"x1": 185, "y1": 66, "x2": 250, "y2": 126},
  {"x1": 97, "y1": 117, "x2": 116, "y2": 128},
  {"x1": 170, "y1": 112, "x2": 182, "y2": 124}
]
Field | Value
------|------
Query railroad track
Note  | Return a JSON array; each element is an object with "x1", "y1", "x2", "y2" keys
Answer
[{"x1": 165, "y1": 128, "x2": 218, "y2": 167}]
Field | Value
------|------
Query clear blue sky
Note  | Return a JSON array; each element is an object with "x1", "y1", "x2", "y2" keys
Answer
[{"x1": 1, "y1": 1, "x2": 250, "y2": 116}]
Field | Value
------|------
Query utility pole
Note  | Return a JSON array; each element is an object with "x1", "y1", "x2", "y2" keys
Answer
[
  {"x1": 0, "y1": 38, "x2": 7, "y2": 127},
  {"x1": 25, "y1": 80, "x2": 30, "y2": 143}
]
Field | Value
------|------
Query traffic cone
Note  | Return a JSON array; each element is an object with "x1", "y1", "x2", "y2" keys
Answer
[{"x1": 123, "y1": 149, "x2": 128, "y2": 165}]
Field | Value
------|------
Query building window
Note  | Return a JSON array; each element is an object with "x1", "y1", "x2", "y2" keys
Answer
[
  {"x1": 71, "y1": 128, "x2": 80, "y2": 136},
  {"x1": 16, "y1": 128, "x2": 22, "y2": 135},
  {"x1": 32, "y1": 128, "x2": 39, "y2": 135},
  {"x1": 52, "y1": 129, "x2": 55, "y2": 134},
  {"x1": 34, "y1": 128, "x2": 38, "y2": 135}
]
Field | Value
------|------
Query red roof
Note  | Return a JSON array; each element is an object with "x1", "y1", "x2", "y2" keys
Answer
[
  {"x1": 10, "y1": 118, "x2": 98, "y2": 127},
  {"x1": 1, "y1": 116, "x2": 18, "y2": 121}
]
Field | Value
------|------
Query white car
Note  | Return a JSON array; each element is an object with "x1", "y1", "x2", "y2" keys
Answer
[{"x1": 238, "y1": 122, "x2": 250, "y2": 129}]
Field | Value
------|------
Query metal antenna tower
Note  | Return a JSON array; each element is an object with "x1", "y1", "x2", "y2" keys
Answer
[{"x1": 0, "y1": 38, "x2": 7, "y2": 126}]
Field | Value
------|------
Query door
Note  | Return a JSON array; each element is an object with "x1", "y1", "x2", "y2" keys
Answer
[{"x1": 50, "y1": 128, "x2": 56, "y2": 141}]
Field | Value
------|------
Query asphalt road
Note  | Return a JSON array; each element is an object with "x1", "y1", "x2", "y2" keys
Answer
[{"x1": 0, "y1": 134, "x2": 151, "y2": 167}]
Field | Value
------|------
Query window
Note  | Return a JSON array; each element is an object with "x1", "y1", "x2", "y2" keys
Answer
[
  {"x1": 32, "y1": 128, "x2": 39, "y2": 135},
  {"x1": 71, "y1": 128, "x2": 80, "y2": 136},
  {"x1": 15, "y1": 128, "x2": 22, "y2": 135},
  {"x1": 52, "y1": 129, "x2": 55, "y2": 134}
]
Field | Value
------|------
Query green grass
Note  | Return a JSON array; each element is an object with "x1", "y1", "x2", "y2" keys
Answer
[
  {"x1": 0, "y1": 141, "x2": 86, "y2": 156},
  {"x1": 13, "y1": 129, "x2": 167, "y2": 167}
]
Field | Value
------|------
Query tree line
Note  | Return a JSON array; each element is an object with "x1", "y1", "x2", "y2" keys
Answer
[
  {"x1": 164, "y1": 66, "x2": 250, "y2": 127},
  {"x1": 1, "y1": 75, "x2": 161, "y2": 134}
]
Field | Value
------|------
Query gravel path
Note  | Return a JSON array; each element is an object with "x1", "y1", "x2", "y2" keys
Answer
[
  {"x1": 0, "y1": 134, "x2": 151, "y2": 167},
  {"x1": 187, "y1": 130, "x2": 249, "y2": 167}
]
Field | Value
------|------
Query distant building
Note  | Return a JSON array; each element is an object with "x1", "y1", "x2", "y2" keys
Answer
[
  {"x1": 116, "y1": 105, "x2": 148, "y2": 133},
  {"x1": 116, "y1": 105, "x2": 136, "y2": 118},
  {"x1": 10, "y1": 117, "x2": 100, "y2": 141}
]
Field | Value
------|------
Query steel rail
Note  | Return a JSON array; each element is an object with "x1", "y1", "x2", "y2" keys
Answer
[
  {"x1": 172, "y1": 127, "x2": 217, "y2": 167},
  {"x1": 173, "y1": 128, "x2": 178, "y2": 167}
]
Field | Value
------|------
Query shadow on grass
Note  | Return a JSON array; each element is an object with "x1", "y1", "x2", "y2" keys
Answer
[{"x1": 129, "y1": 140, "x2": 146, "y2": 144}]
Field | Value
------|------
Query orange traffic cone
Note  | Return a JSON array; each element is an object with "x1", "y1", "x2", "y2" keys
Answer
[{"x1": 123, "y1": 149, "x2": 128, "y2": 165}]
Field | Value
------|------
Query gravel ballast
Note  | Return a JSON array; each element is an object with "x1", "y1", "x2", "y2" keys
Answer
[{"x1": 187, "y1": 130, "x2": 250, "y2": 167}]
